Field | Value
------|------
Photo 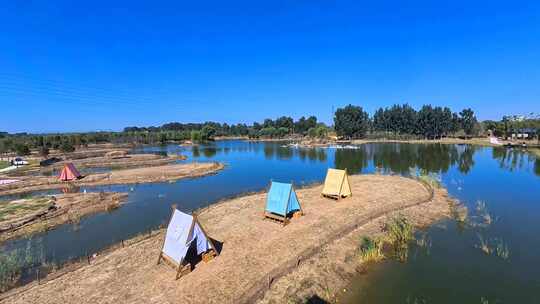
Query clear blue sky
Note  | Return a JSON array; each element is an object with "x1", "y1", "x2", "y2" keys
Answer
[{"x1": 2, "y1": 1, "x2": 539, "y2": 133}]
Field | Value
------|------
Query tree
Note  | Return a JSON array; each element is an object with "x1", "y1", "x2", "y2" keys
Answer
[
  {"x1": 39, "y1": 146, "x2": 50, "y2": 159},
  {"x1": 14, "y1": 143, "x2": 30, "y2": 156},
  {"x1": 201, "y1": 125, "x2": 216, "y2": 140},
  {"x1": 460, "y1": 108, "x2": 478, "y2": 137},
  {"x1": 59, "y1": 142, "x2": 75, "y2": 153},
  {"x1": 416, "y1": 105, "x2": 436, "y2": 138},
  {"x1": 190, "y1": 130, "x2": 202, "y2": 141},
  {"x1": 334, "y1": 105, "x2": 370, "y2": 139}
]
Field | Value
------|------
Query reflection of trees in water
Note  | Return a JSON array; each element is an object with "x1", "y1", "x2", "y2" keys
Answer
[
  {"x1": 372, "y1": 144, "x2": 418, "y2": 175},
  {"x1": 276, "y1": 147, "x2": 293, "y2": 160},
  {"x1": 261, "y1": 145, "x2": 328, "y2": 162},
  {"x1": 202, "y1": 147, "x2": 217, "y2": 158},
  {"x1": 456, "y1": 145, "x2": 476, "y2": 174},
  {"x1": 535, "y1": 159, "x2": 540, "y2": 176},
  {"x1": 192, "y1": 146, "x2": 200, "y2": 158},
  {"x1": 345, "y1": 143, "x2": 478, "y2": 175},
  {"x1": 334, "y1": 148, "x2": 368, "y2": 173},
  {"x1": 492, "y1": 147, "x2": 536, "y2": 173},
  {"x1": 263, "y1": 145, "x2": 276, "y2": 159}
]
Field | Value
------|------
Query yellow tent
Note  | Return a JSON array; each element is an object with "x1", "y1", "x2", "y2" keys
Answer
[{"x1": 321, "y1": 168, "x2": 352, "y2": 200}]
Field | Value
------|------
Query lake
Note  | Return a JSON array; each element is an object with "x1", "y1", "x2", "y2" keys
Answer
[{"x1": 1, "y1": 141, "x2": 539, "y2": 302}]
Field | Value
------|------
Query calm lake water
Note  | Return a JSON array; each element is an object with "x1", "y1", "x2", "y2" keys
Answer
[{"x1": 1, "y1": 141, "x2": 539, "y2": 302}]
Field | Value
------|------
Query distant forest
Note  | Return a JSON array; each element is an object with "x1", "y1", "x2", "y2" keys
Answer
[{"x1": 1, "y1": 103, "x2": 539, "y2": 157}]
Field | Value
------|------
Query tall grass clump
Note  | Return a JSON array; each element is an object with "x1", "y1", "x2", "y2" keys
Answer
[
  {"x1": 384, "y1": 215, "x2": 415, "y2": 261},
  {"x1": 358, "y1": 236, "x2": 385, "y2": 262},
  {"x1": 494, "y1": 238, "x2": 510, "y2": 260},
  {"x1": 0, "y1": 242, "x2": 38, "y2": 292},
  {"x1": 475, "y1": 200, "x2": 493, "y2": 227},
  {"x1": 409, "y1": 167, "x2": 442, "y2": 188},
  {"x1": 476, "y1": 233, "x2": 492, "y2": 255},
  {"x1": 449, "y1": 201, "x2": 469, "y2": 231}
]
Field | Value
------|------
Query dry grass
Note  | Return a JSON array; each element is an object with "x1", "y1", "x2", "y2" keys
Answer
[{"x1": 0, "y1": 162, "x2": 224, "y2": 196}]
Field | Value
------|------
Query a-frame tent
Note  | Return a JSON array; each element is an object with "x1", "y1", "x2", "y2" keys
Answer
[
  {"x1": 157, "y1": 206, "x2": 219, "y2": 279},
  {"x1": 264, "y1": 181, "x2": 303, "y2": 226},
  {"x1": 321, "y1": 168, "x2": 352, "y2": 200},
  {"x1": 58, "y1": 163, "x2": 82, "y2": 181}
]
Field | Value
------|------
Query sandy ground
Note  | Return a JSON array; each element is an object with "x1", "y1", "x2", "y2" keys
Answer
[
  {"x1": 0, "y1": 162, "x2": 224, "y2": 196},
  {"x1": 1, "y1": 174, "x2": 456, "y2": 304},
  {"x1": 0, "y1": 192, "x2": 128, "y2": 243}
]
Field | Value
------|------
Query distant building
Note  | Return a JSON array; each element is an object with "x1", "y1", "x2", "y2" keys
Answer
[{"x1": 512, "y1": 128, "x2": 538, "y2": 139}]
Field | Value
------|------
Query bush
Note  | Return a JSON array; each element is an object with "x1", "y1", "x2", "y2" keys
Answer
[
  {"x1": 59, "y1": 142, "x2": 75, "y2": 153},
  {"x1": 358, "y1": 236, "x2": 384, "y2": 262},
  {"x1": 13, "y1": 144, "x2": 30, "y2": 156},
  {"x1": 190, "y1": 130, "x2": 202, "y2": 142}
]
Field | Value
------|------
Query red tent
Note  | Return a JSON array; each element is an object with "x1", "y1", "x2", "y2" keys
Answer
[{"x1": 58, "y1": 163, "x2": 82, "y2": 181}]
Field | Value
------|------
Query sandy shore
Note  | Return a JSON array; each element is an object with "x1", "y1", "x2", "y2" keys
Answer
[
  {"x1": 1, "y1": 174, "x2": 456, "y2": 304},
  {"x1": 7, "y1": 154, "x2": 187, "y2": 177},
  {"x1": 0, "y1": 162, "x2": 224, "y2": 196},
  {"x1": 0, "y1": 192, "x2": 128, "y2": 243}
]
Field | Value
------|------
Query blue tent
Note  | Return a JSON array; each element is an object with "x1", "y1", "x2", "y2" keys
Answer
[{"x1": 265, "y1": 181, "x2": 302, "y2": 217}]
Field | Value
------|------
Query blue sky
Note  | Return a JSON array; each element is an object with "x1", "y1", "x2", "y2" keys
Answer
[{"x1": 1, "y1": 1, "x2": 539, "y2": 133}]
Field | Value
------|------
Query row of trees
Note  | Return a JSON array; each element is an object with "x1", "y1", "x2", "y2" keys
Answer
[
  {"x1": 0, "y1": 115, "x2": 329, "y2": 157},
  {"x1": 334, "y1": 104, "x2": 479, "y2": 139},
  {"x1": 483, "y1": 115, "x2": 540, "y2": 139}
]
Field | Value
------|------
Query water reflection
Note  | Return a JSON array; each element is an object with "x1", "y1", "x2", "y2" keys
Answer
[
  {"x1": 492, "y1": 147, "x2": 537, "y2": 172},
  {"x1": 334, "y1": 144, "x2": 479, "y2": 175}
]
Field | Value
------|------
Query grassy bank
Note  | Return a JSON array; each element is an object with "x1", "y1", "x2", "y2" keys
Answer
[
  {"x1": 0, "y1": 193, "x2": 128, "y2": 244},
  {"x1": 0, "y1": 161, "x2": 10, "y2": 170}
]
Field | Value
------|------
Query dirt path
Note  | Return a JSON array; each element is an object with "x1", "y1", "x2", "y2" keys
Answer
[
  {"x1": 0, "y1": 162, "x2": 224, "y2": 196},
  {"x1": 0, "y1": 192, "x2": 128, "y2": 243},
  {"x1": 1, "y1": 174, "x2": 455, "y2": 304}
]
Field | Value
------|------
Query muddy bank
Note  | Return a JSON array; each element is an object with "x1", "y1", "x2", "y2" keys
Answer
[
  {"x1": 7, "y1": 154, "x2": 187, "y2": 177},
  {"x1": 0, "y1": 192, "x2": 127, "y2": 243},
  {"x1": 0, "y1": 162, "x2": 224, "y2": 196},
  {"x1": 54, "y1": 153, "x2": 185, "y2": 170},
  {"x1": 1, "y1": 174, "x2": 456, "y2": 304}
]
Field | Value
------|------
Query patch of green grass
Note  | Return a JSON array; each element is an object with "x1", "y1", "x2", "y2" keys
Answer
[
  {"x1": 0, "y1": 241, "x2": 41, "y2": 292},
  {"x1": 383, "y1": 215, "x2": 415, "y2": 262},
  {"x1": 409, "y1": 167, "x2": 442, "y2": 188},
  {"x1": 358, "y1": 236, "x2": 385, "y2": 262},
  {"x1": 0, "y1": 160, "x2": 10, "y2": 169},
  {"x1": 0, "y1": 197, "x2": 53, "y2": 222}
]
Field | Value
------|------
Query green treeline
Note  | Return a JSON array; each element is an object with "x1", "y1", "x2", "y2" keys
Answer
[
  {"x1": 2, "y1": 104, "x2": 538, "y2": 157},
  {"x1": 334, "y1": 104, "x2": 479, "y2": 139},
  {"x1": 0, "y1": 115, "x2": 329, "y2": 156}
]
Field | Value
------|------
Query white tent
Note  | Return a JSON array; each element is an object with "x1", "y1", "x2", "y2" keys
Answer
[{"x1": 157, "y1": 208, "x2": 218, "y2": 279}]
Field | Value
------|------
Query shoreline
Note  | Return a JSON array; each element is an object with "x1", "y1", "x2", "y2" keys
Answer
[
  {"x1": 1, "y1": 174, "x2": 457, "y2": 304},
  {"x1": 0, "y1": 162, "x2": 225, "y2": 196},
  {"x1": 0, "y1": 192, "x2": 128, "y2": 243}
]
